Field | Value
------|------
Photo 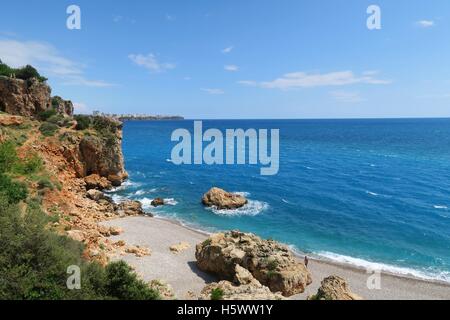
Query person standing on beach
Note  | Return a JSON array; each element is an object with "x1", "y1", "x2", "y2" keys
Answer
[{"x1": 304, "y1": 256, "x2": 309, "y2": 268}]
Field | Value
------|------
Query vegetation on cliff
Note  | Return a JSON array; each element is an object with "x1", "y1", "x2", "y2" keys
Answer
[
  {"x1": 0, "y1": 60, "x2": 47, "y2": 83},
  {"x1": 0, "y1": 139, "x2": 159, "y2": 300}
]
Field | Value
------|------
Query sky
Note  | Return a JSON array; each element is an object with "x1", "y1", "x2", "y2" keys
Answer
[{"x1": 0, "y1": 0, "x2": 449, "y2": 119}]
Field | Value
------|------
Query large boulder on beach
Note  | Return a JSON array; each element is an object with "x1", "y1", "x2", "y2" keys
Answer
[
  {"x1": 200, "y1": 264, "x2": 285, "y2": 300},
  {"x1": 116, "y1": 200, "x2": 149, "y2": 217},
  {"x1": 84, "y1": 174, "x2": 112, "y2": 190},
  {"x1": 202, "y1": 187, "x2": 247, "y2": 210},
  {"x1": 309, "y1": 275, "x2": 362, "y2": 300},
  {"x1": 195, "y1": 231, "x2": 312, "y2": 296}
]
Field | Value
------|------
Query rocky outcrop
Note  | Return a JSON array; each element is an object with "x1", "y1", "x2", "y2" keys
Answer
[
  {"x1": 51, "y1": 96, "x2": 73, "y2": 117},
  {"x1": 309, "y1": 276, "x2": 362, "y2": 300},
  {"x1": 0, "y1": 77, "x2": 74, "y2": 118},
  {"x1": 117, "y1": 200, "x2": 148, "y2": 217},
  {"x1": 84, "y1": 174, "x2": 112, "y2": 190},
  {"x1": 202, "y1": 187, "x2": 247, "y2": 210},
  {"x1": 195, "y1": 231, "x2": 312, "y2": 296},
  {"x1": 200, "y1": 264, "x2": 285, "y2": 300},
  {"x1": 0, "y1": 76, "x2": 51, "y2": 117},
  {"x1": 0, "y1": 114, "x2": 24, "y2": 126},
  {"x1": 78, "y1": 119, "x2": 127, "y2": 185},
  {"x1": 151, "y1": 198, "x2": 164, "y2": 207}
]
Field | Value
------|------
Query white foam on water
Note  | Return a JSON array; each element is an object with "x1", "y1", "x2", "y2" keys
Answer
[
  {"x1": 317, "y1": 251, "x2": 450, "y2": 283},
  {"x1": 137, "y1": 197, "x2": 178, "y2": 209},
  {"x1": 282, "y1": 198, "x2": 292, "y2": 204},
  {"x1": 233, "y1": 191, "x2": 251, "y2": 197},
  {"x1": 164, "y1": 198, "x2": 178, "y2": 206},
  {"x1": 366, "y1": 190, "x2": 379, "y2": 196},
  {"x1": 208, "y1": 199, "x2": 269, "y2": 217},
  {"x1": 434, "y1": 205, "x2": 448, "y2": 210}
]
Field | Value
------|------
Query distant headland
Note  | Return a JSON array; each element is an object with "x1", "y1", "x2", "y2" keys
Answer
[{"x1": 92, "y1": 111, "x2": 184, "y2": 121}]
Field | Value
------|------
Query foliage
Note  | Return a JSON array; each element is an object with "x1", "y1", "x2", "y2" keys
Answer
[
  {"x1": 38, "y1": 109, "x2": 57, "y2": 122},
  {"x1": 74, "y1": 115, "x2": 91, "y2": 130},
  {"x1": 0, "y1": 174, "x2": 28, "y2": 204},
  {"x1": 39, "y1": 122, "x2": 59, "y2": 137},
  {"x1": 0, "y1": 141, "x2": 18, "y2": 173},
  {"x1": 210, "y1": 288, "x2": 224, "y2": 300},
  {"x1": 0, "y1": 61, "x2": 47, "y2": 82}
]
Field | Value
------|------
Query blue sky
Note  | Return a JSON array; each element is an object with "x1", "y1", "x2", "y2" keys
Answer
[{"x1": 0, "y1": 0, "x2": 449, "y2": 119}]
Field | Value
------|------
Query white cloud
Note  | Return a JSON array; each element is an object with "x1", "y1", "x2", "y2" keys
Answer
[
  {"x1": 166, "y1": 14, "x2": 176, "y2": 21},
  {"x1": 330, "y1": 91, "x2": 365, "y2": 103},
  {"x1": 73, "y1": 102, "x2": 90, "y2": 114},
  {"x1": 201, "y1": 88, "x2": 224, "y2": 95},
  {"x1": 128, "y1": 53, "x2": 175, "y2": 73},
  {"x1": 222, "y1": 46, "x2": 234, "y2": 54},
  {"x1": 224, "y1": 65, "x2": 239, "y2": 72},
  {"x1": 416, "y1": 20, "x2": 435, "y2": 28},
  {"x1": 238, "y1": 70, "x2": 391, "y2": 90},
  {"x1": 0, "y1": 39, "x2": 115, "y2": 87}
]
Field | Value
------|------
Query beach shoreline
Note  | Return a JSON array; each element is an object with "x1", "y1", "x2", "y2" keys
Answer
[{"x1": 101, "y1": 215, "x2": 450, "y2": 300}]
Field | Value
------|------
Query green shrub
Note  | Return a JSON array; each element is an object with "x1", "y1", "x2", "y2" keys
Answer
[
  {"x1": 38, "y1": 109, "x2": 57, "y2": 121},
  {"x1": 102, "y1": 261, "x2": 160, "y2": 300},
  {"x1": 0, "y1": 62, "x2": 47, "y2": 83},
  {"x1": 37, "y1": 177, "x2": 54, "y2": 190},
  {"x1": 0, "y1": 141, "x2": 18, "y2": 173},
  {"x1": 0, "y1": 174, "x2": 28, "y2": 204},
  {"x1": 13, "y1": 154, "x2": 43, "y2": 175},
  {"x1": 0, "y1": 196, "x2": 160, "y2": 300},
  {"x1": 210, "y1": 288, "x2": 224, "y2": 300},
  {"x1": 39, "y1": 122, "x2": 59, "y2": 137},
  {"x1": 74, "y1": 115, "x2": 91, "y2": 130}
]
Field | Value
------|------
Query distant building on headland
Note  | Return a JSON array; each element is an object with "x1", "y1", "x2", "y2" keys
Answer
[{"x1": 92, "y1": 111, "x2": 184, "y2": 121}]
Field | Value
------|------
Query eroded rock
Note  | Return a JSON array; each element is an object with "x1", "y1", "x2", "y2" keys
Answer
[
  {"x1": 200, "y1": 264, "x2": 285, "y2": 300},
  {"x1": 202, "y1": 187, "x2": 247, "y2": 210},
  {"x1": 196, "y1": 231, "x2": 312, "y2": 296},
  {"x1": 309, "y1": 275, "x2": 362, "y2": 300}
]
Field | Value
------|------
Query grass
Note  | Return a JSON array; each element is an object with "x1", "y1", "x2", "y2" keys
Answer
[{"x1": 210, "y1": 288, "x2": 224, "y2": 300}]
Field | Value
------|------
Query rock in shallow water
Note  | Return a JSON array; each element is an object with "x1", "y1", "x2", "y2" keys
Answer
[
  {"x1": 195, "y1": 230, "x2": 312, "y2": 296},
  {"x1": 202, "y1": 187, "x2": 248, "y2": 210}
]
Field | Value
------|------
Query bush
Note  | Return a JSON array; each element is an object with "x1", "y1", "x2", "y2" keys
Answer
[
  {"x1": 103, "y1": 261, "x2": 160, "y2": 300},
  {"x1": 38, "y1": 109, "x2": 57, "y2": 122},
  {"x1": 39, "y1": 122, "x2": 59, "y2": 137},
  {"x1": 210, "y1": 288, "x2": 224, "y2": 300},
  {"x1": 0, "y1": 197, "x2": 160, "y2": 300},
  {"x1": 13, "y1": 154, "x2": 43, "y2": 175},
  {"x1": 0, "y1": 62, "x2": 47, "y2": 82},
  {"x1": 0, "y1": 141, "x2": 18, "y2": 173},
  {"x1": 0, "y1": 174, "x2": 28, "y2": 204},
  {"x1": 74, "y1": 115, "x2": 91, "y2": 130}
]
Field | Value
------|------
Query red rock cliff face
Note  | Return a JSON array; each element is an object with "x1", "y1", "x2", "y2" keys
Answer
[
  {"x1": 60, "y1": 118, "x2": 128, "y2": 186},
  {"x1": 0, "y1": 76, "x2": 73, "y2": 117}
]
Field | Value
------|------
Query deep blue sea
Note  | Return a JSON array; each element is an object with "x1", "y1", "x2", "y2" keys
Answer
[{"x1": 110, "y1": 119, "x2": 450, "y2": 282}]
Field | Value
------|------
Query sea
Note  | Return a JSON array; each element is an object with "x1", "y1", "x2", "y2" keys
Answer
[{"x1": 109, "y1": 118, "x2": 450, "y2": 283}]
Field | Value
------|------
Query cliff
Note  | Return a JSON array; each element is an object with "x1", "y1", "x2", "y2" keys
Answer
[{"x1": 0, "y1": 76, "x2": 73, "y2": 118}]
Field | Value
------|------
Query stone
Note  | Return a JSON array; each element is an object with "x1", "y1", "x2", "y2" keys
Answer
[
  {"x1": 149, "y1": 280, "x2": 175, "y2": 300},
  {"x1": 169, "y1": 242, "x2": 191, "y2": 253},
  {"x1": 196, "y1": 231, "x2": 312, "y2": 297},
  {"x1": 0, "y1": 114, "x2": 24, "y2": 126},
  {"x1": 202, "y1": 187, "x2": 247, "y2": 210},
  {"x1": 200, "y1": 264, "x2": 285, "y2": 300},
  {"x1": 309, "y1": 275, "x2": 362, "y2": 300},
  {"x1": 109, "y1": 226, "x2": 123, "y2": 236},
  {"x1": 86, "y1": 189, "x2": 106, "y2": 201},
  {"x1": 117, "y1": 200, "x2": 148, "y2": 216},
  {"x1": 84, "y1": 174, "x2": 112, "y2": 190},
  {"x1": 151, "y1": 197, "x2": 164, "y2": 207},
  {"x1": 126, "y1": 245, "x2": 151, "y2": 257},
  {"x1": 67, "y1": 230, "x2": 86, "y2": 242}
]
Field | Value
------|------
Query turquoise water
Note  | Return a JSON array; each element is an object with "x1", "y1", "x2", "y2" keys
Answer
[{"x1": 110, "y1": 119, "x2": 450, "y2": 282}]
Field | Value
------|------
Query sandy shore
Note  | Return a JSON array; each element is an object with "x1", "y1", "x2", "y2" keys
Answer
[{"x1": 101, "y1": 216, "x2": 450, "y2": 300}]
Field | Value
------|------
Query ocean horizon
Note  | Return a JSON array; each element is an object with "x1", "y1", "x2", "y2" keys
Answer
[{"x1": 110, "y1": 118, "x2": 450, "y2": 283}]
